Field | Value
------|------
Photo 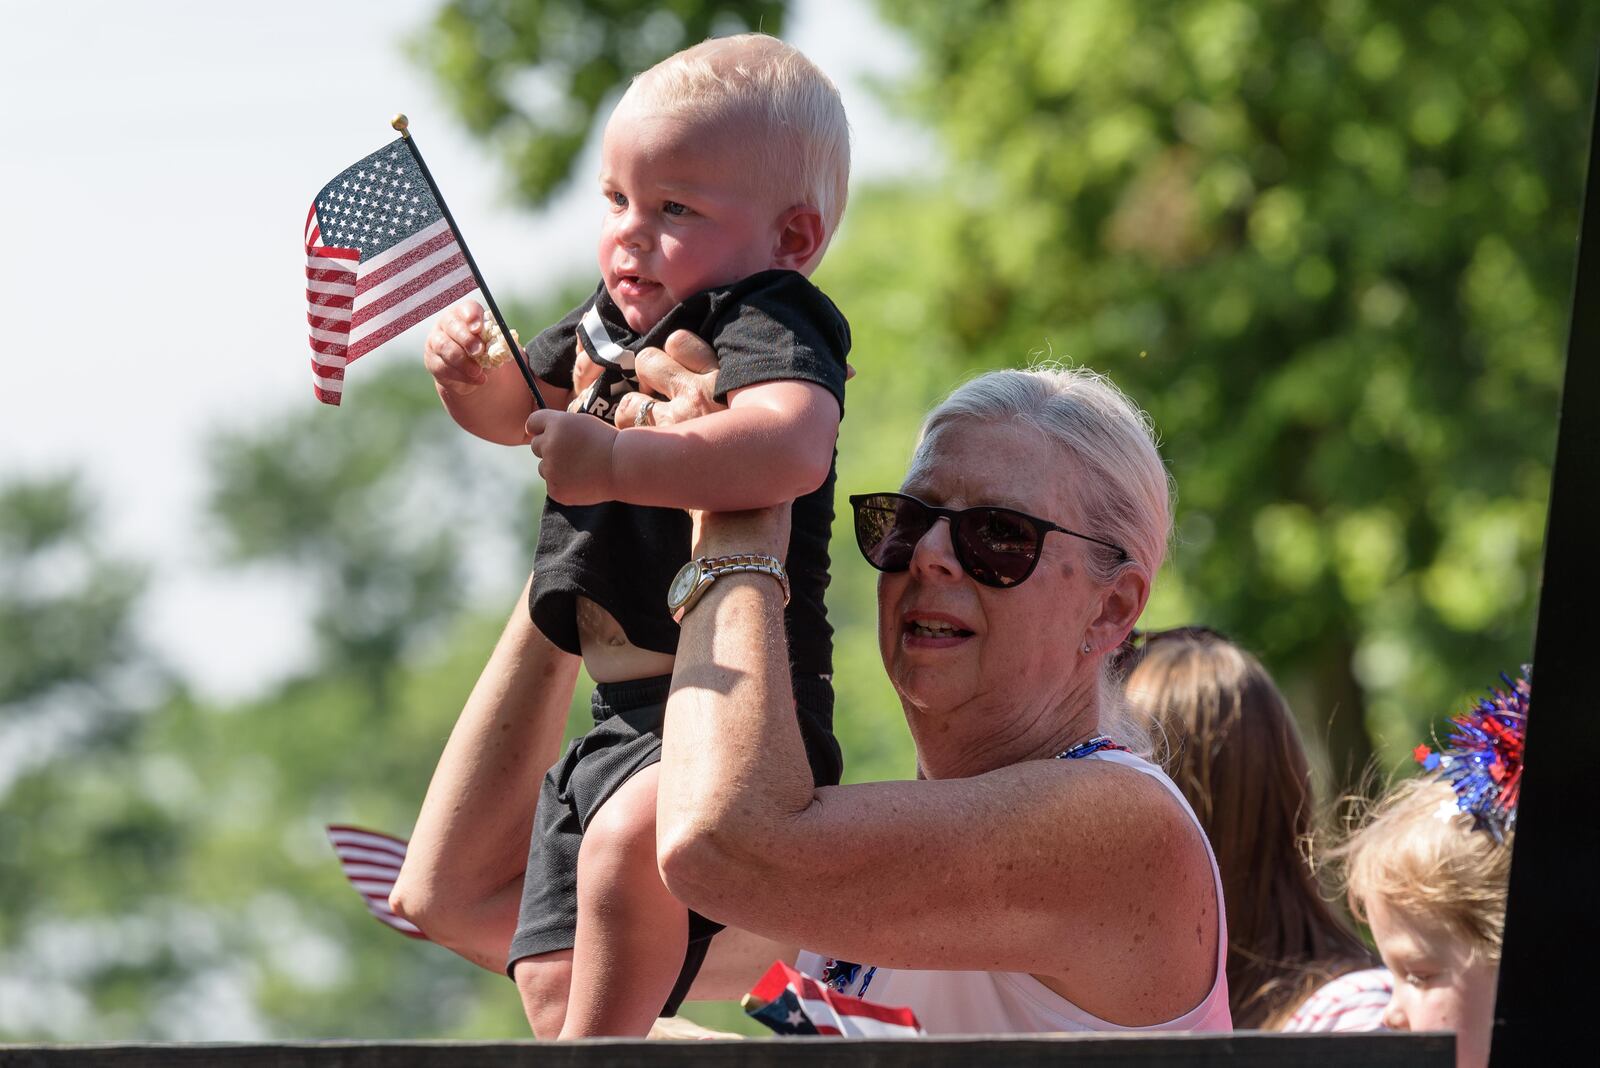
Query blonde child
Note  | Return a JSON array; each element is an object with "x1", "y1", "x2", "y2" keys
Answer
[
  {"x1": 1339, "y1": 670, "x2": 1526, "y2": 1068},
  {"x1": 413, "y1": 35, "x2": 851, "y2": 1037}
]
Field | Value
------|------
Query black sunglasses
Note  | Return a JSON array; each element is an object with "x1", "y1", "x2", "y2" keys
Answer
[{"x1": 849, "y1": 492, "x2": 1129, "y2": 589}]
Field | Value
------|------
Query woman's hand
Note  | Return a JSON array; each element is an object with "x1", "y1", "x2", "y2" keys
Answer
[{"x1": 614, "y1": 329, "x2": 726, "y2": 429}]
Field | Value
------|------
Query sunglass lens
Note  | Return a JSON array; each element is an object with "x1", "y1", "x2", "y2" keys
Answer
[
  {"x1": 854, "y1": 495, "x2": 926, "y2": 572},
  {"x1": 956, "y1": 508, "x2": 1043, "y2": 587}
]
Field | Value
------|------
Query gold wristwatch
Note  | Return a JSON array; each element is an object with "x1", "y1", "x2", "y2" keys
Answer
[{"x1": 668, "y1": 554, "x2": 790, "y2": 622}]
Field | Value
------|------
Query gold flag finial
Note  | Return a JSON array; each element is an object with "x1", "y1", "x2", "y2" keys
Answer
[{"x1": 390, "y1": 113, "x2": 410, "y2": 136}]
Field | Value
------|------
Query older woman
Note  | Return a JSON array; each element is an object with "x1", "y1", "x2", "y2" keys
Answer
[
  {"x1": 396, "y1": 340, "x2": 1229, "y2": 1033},
  {"x1": 649, "y1": 362, "x2": 1228, "y2": 1032}
]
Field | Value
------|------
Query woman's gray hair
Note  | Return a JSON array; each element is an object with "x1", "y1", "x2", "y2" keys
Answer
[
  {"x1": 913, "y1": 363, "x2": 1175, "y2": 755},
  {"x1": 913, "y1": 362, "x2": 1174, "y2": 583}
]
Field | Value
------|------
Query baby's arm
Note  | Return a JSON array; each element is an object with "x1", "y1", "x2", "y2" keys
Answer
[
  {"x1": 527, "y1": 381, "x2": 838, "y2": 510},
  {"x1": 616, "y1": 381, "x2": 838, "y2": 509},
  {"x1": 425, "y1": 301, "x2": 573, "y2": 445}
]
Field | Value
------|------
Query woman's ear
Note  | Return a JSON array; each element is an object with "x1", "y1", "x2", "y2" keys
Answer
[
  {"x1": 772, "y1": 205, "x2": 826, "y2": 273},
  {"x1": 1088, "y1": 566, "x2": 1150, "y2": 656}
]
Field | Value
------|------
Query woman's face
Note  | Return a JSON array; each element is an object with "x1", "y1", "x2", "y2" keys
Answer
[{"x1": 876, "y1": 418, "x2": 1112, "y2": 735}]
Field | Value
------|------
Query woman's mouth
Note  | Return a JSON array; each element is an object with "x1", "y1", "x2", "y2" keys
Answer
[{"x1": 903, "y1": 613, "x2": 975, "y2": 645}]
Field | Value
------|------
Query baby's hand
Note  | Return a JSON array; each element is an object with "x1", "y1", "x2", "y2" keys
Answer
[
  {"x1": 527, "y1": 409, "x2": 619, "y2": 506},
  {"x1": 424, "y1": 300, "x2": 489, "y2": 396}
]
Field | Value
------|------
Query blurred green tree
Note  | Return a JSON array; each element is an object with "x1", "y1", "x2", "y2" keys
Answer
[
  {"x1": 411, "y1": 0, "x2": 785, "y2": 203},
  {"x1": 208, "y1": 364, "x2": 520, "y2": 716},
  {"x1": 866, "y1": 0, "x2": 1596, "y2": 777},
  {"x1": 0, "y1": 473, "x2": 176, "y2": 1039}
]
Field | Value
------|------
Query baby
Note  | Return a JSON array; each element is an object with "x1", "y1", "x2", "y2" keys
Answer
[
  {"x1": 1339, "y1": 670, "x2": 1526, "y2": 1068},
  {"x1": 422, "y1": 35, "x2": 851, "y2": 1037}
]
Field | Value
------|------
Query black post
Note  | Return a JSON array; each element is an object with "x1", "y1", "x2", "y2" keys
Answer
[
  {"x1": 392, "y1": 116, "x2": 546, "y2": 410},
  {"x1": 1489, "y1": 51, "x2": 1600, "y2": 1067}
]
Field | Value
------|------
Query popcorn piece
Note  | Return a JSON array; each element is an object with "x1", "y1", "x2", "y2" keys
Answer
[{"x1": 476, "y1": 318, "x2": 519, "y2": 370}]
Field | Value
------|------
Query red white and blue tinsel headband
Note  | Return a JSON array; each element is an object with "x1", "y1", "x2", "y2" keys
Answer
[{"x1": 1412, "y1": 666, "x2": 1530, "y2": 845}]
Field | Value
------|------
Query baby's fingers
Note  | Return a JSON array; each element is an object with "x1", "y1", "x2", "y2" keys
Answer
[{"x1": 425, "y1": 328, "x2": 487, "y2": 389}]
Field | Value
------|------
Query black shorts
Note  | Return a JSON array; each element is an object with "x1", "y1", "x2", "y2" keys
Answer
[{"x1": 507, "y1": 672, "x2": 842, "y2": 1017}]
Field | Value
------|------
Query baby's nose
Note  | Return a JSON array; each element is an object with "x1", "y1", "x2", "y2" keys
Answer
[{"x1": 1381, "y1": 994, "x2": 1409, "y2": 1032}]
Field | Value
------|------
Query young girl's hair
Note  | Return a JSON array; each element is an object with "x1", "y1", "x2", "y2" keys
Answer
[
  {"x1": 1120, "y1": 628, "x2": 1373, "y2": 1029},
  {"x1": 624, "y1": 34, "x2": 852, "y2": 239},
  {"x1": 1340, "y1": 777, "x2": 1513, "y2": 964}
]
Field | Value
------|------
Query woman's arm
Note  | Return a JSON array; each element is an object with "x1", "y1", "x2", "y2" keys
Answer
[
  {"x1": 389, "y1": 574, "x2": 581, "y2": 972},
  {"x1": 655, "y1": 509, "x2": 1218, "y2": 1024}
]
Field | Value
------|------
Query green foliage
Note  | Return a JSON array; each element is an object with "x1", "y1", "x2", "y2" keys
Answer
[
  {"x1": 0, "y1": 475, "x2": 147, "y2": 707},
  {"x1": 207, "y1": 363, "x2": 526, "y2": 713},
  {"x1": 411, "y1": 0, "x2": 786, "y2": 204},
  {"x1": 868, "y1": 0, "x2": 1594, "y2": 773},
  {"x1": 0, "y1": 472, "x2": 173, "y2": 1038}
]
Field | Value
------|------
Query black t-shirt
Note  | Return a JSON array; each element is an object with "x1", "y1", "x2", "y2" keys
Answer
[{"x1": 524, "y1": 269, "x2": 850, "y2": 675}]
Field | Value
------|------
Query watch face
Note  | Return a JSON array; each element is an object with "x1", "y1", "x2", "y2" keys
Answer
[{"x1": 668, "y1": 561, "x2": 702, "y2": 609}]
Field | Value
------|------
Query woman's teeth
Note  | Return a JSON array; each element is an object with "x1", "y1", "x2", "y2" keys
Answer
[{"x1": 910, "y1": 619, "x2": 966, "y2": 637}]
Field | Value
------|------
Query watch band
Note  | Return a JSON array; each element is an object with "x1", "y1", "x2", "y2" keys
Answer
[{"x1": 696, "y1": 554, "x2": 790, "y2": 606}]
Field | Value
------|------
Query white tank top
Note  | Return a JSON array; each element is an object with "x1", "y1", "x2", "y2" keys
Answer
[{"x1": 796, "y1": 748, "x2": 1232, "y2": 1035}]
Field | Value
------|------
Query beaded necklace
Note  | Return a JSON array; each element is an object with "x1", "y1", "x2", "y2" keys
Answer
[{"x1": 1055, "y1": 734, "x2": 1128, "y2": 760}]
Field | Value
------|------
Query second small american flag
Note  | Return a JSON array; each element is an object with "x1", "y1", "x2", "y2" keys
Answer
[{"x1": 304, "y1": 138, "x2": 476, "y2": 405}]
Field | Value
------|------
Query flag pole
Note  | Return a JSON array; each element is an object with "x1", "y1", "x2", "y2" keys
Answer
[{"x1": 390, "y1": 114, "x2": 546, "y2": 410}]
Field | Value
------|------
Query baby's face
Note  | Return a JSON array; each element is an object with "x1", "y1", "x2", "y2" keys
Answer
[
  {"x1": 596, "y1": 104, "x2": 786, "y2": 332},
  {"x1": 1366, "y1": 896, "x2": 1499, "y2": 1068}
]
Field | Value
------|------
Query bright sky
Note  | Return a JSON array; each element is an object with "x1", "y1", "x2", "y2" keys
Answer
[{"x1": 0, "y1": 0, "x2": 931, "y2": 702}]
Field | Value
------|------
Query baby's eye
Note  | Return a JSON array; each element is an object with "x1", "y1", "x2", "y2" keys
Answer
[
  {"x1": 1403, "y1": 971, "x2": 1434, "y2": 988},
  {"x1": 606, "y1": 190, "x2": 627, "y2": 208},
  {"x1": 663, "y1": 201, "x2": 691, "y2": 217}
]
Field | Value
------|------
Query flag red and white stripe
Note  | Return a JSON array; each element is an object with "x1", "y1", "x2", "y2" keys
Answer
[
  {"x1": 326, "y1": 824, "x2": 427, "y2": 939},
  {"x1": 304, "y1": 211, "x2": 476, "y2": 405},
  {"x1": 744, "y1": 960, "x2": 924, "y2": 1037}
]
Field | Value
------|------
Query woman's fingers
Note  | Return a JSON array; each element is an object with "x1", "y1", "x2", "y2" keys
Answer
[
  {"x1": 611, "y1": 391, "x2": 655, "y2": 428},
  {"x1": 632, "y1": 331, "x2": 721, "y2": 425},
  {"x1": 662, "y1": 329, "x2": 719, "y2": 374}
]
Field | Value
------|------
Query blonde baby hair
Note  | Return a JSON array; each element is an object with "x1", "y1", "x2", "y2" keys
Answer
[
  {"x1": 1341, "y1": 777, "x2": 1513, "y2": 964},
  {"x1": 621, "y1": 33, "x2": 852, "y2": 241}
]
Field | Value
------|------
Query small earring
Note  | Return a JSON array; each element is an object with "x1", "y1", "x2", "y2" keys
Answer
[{"x1": 1081, "y1": 641, "x2": 1092, "y2": 654}]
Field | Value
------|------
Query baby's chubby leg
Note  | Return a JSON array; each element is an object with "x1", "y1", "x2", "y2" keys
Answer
[
  {"x1": 511, "y1": 949, "x2": 573, "y2": 1039},
  {"x1": 559, "y1": 763, "x2": 690, "y2": 1037}
]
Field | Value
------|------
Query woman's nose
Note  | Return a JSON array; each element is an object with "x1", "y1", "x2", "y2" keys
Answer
[{"x1": 908, "y1": 517, "x2": 961, "y2": 581}]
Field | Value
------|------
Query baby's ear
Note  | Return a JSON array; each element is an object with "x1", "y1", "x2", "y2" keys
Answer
[{"x1": 773, "y1": 205, "x2": 826, "y2": 273}]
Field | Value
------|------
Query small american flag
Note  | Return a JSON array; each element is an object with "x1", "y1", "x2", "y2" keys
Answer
[
  {"x1": 326, "y1": 824, "x2": 427, "y2": 939},
  {"x1": 304, "y1": 138, "x2": 476, "y2": 405},
  {"x1": 743, "y1": 960, "x2": 924, "y2": 1038}
]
